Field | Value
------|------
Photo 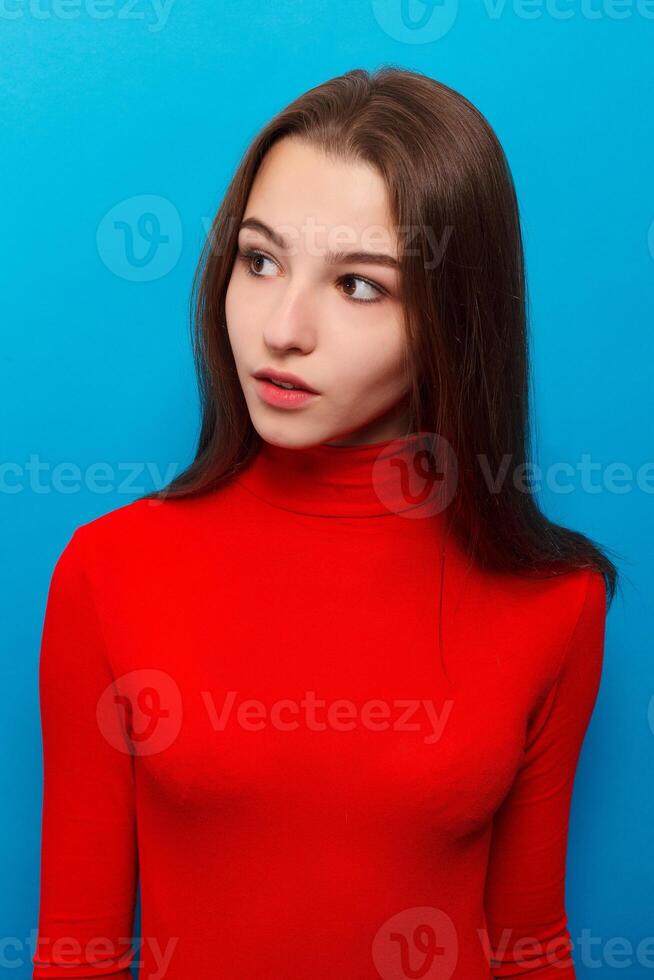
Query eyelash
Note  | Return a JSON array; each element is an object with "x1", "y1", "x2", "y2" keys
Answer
[{"x1": 236, "y1": 248, "x2": 385, "y2": 305}]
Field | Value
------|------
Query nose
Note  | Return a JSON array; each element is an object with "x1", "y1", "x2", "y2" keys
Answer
[{"x1": 262, "y1": 280, "x2": 317, "y2": 355}]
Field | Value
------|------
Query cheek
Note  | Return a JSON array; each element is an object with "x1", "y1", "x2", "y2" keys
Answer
[
  {"x1": 224, "y1": 275, "x2": 251, "y2": 359},
  {"x1": 333, "y1": 320, "x2": 408, "y2": 398},
  {"x1": 225, "y1": 270, "x2": 241, "y2": 324}
]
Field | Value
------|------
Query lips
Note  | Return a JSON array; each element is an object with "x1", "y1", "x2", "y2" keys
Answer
[
  {"x1": 253, "y1": 368, "x2": 319, "y2": 393},
  {"x1": 253, "y1": 377, "x2": 320, "y2": 410}
]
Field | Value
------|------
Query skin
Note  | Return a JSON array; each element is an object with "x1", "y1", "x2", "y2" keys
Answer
[{"x1": 225, "y1": 137, "x2": 411, "y2": 448}]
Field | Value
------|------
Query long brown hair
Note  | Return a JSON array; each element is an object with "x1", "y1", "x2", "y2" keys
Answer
[{"x1": 142, "y1": 66, "x2": 618, "y2": 605}]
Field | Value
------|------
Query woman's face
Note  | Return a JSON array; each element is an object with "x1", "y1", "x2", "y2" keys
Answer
[{"x1": 225, "y1": 138, "x2": 410, "y2": 448}]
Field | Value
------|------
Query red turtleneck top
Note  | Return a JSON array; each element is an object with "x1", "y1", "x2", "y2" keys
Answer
[{"x1": 33, "y1": 435, "x2": 607, "y2": 979}]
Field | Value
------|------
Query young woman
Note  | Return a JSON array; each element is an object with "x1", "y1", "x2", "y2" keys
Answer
[{"x1": 33, "y1": 67, "x2": 616, "y2": 979}]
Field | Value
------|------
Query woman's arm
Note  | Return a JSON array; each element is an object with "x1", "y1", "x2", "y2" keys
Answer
[
  {"x1": 32, "y1": 528, "x2": 138, "y2": 979},
  {"x1": 483, "y1": 569, "x2": 607, "y2": 977}
]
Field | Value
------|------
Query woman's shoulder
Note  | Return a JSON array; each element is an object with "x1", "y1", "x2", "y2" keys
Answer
[
  {"x1": 58, "y1": 484, "x2": 239, "y2": 576},
  {"x1": 510, "y1": 565, "x2": 608, "y2": 685},
  {"x1": 544, "y1": 565, "x2": 607, "y2": 633},
  {"x1": 69, "y1": 494, "x2": 191, "y2": 550},
  {"x1": 456, "y1": 562, "x2": 609, "y2": 687},
  {"x1": 488, "y1": 562, "x2": 607, "y2": 628}
]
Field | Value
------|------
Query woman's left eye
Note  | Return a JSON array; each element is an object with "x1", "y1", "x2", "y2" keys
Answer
[
  {"x1": 238, "y1": 249, "x2": 384, "y2": 305},
  {"x1": 338, "y1": 275, "x2": 384, "y2": 304}
]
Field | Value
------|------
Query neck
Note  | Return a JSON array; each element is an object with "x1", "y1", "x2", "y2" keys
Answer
[{"x1": 233, "y1": 432, "x2": 448, "y2": 519}]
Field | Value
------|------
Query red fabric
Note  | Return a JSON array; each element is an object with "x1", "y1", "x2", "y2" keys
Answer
[{"x1": 33, "y1": 434, "x2": 607, "y2": 979}]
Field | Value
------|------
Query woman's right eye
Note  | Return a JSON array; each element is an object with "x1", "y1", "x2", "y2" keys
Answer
[{"x1": 237, "y1": 249, "x2": 278, "y2": 278}]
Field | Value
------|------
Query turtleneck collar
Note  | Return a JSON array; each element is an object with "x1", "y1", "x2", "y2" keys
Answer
[{"x1": 233, "y1": 432, "x2": 448, "y2": 519}]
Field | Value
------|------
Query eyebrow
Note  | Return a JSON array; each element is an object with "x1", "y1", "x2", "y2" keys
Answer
[{"x1": 238, "y1": 217, "x2": 401, "y2": 270}]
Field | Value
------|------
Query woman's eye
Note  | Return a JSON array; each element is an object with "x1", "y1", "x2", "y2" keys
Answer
[
  {"x1": 238, "y1": 249, "x2": 384, "y2": 305},
  {"x1": 239, "y1": 249, "x2": 278, "y2": 278},
  {"x1": 339, "y1": 275, "x2": 383, "y2": 304}
]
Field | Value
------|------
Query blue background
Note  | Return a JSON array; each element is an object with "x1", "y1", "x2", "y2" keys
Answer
[{"x1": 2, "y1": 1, "x2": 653, "y2": 975}]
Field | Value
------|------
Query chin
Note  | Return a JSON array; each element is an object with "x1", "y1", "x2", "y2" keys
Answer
[{"x1": 250, "y1": 417, "x2": 330, "y2": 451}]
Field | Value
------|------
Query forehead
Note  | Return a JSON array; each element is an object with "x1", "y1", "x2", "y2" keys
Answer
[{"x1": 243, "y1": 138, "x2": 397, "y2": 253}]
